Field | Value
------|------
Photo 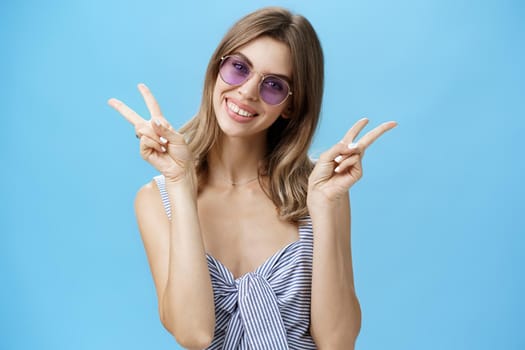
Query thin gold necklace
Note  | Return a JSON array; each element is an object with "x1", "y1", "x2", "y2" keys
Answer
[
  {"x1": 224, "y1": 175, "x2": 259, "y2": 186},
  {"x1": 217, "y1": 174, "x2": 259, "y2": 186}
]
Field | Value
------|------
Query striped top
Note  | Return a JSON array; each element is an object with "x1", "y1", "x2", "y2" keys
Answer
[{"x1": 154, "y1": 175, "x2": 317, "y2": 349}]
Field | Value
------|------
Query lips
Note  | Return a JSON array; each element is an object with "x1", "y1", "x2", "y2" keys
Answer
[{"x1": 226, "y1": 98, "x2": 258, "y2": 118}]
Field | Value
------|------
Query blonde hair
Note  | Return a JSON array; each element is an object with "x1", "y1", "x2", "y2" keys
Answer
[{"x1": 180, "y1": 7, "x2": 324, "y2": 222}]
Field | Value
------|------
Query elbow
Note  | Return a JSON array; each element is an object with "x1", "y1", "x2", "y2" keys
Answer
[
  {"x1": 314, "y1": 295, "x2": 362, "y2": 350},
  {"x1": 345, "y1": 294, "x2": 362, "y2": 346},
  {"x1": 316, "y1": 327, "x2": 361, "y2": 350},
  {"x1": 317, "y1": 331, "x2": 360, "y2": 350},
  {"x1": 173, "y1": 331, "x2": 214, "y2": 350},
  {"x1": 160, "y1": 312, "x2": 214, "y2": 349},
  {"x1": 350, "y1": 295, "x2": 362, "y2": 339}
]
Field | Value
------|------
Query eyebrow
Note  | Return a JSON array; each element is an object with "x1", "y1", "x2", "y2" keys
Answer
[{"x1": 231, "y1": 52, "x2": 292, "y2": 83}]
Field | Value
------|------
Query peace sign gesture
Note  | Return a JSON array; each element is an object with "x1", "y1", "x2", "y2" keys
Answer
[
  {"x1": 308, "y1": 118, "x2": 397, "y2": 203},
  {"x1": 108, "y1": 83, "x2": 195, "y2": 185}
]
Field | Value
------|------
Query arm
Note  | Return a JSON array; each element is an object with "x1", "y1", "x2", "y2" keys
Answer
[
  {"x1": 309, "y1": 191, "x2": 361, "y2": 349},
  {"x1": 109, "y1": 84, "x2": 215, "y2": 349},
  {"x1": 135, "y1": 179, "x2": 215, "y2": 349},
  {"x1": 307, "y1": 118, "x2": 397, "y2": 349}
]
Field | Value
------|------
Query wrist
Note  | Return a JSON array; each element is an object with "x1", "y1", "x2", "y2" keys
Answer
[
  {"x1": 164, "y1": 174, "x2": 198, "y2": 199},
  {"x1": 307, "y1": 197, "x2": 337, "y2": 214},
  {"x1": 307, "y1": 190, "x2": 348, "y2": 213}
]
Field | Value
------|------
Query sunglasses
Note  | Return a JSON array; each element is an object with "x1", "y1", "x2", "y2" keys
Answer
[{"x1": 219, "y1": 55, "x2": 293, "y2": 106}]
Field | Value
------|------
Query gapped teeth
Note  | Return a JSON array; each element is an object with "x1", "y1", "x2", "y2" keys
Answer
[{"x1": 227, "y1": 101, "x2": 255, "y2": 117}]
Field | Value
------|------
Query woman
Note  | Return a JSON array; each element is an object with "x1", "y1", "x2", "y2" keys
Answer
[{"x1": 109, "y1": 6, "x2": 396, "y2": 350}]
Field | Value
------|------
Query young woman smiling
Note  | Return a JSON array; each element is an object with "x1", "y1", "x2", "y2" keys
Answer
[{"x1": 109, "y1": 6, "x2": 396, "y2": 350}]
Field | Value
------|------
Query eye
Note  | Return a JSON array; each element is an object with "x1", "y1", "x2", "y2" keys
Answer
[
  {"x1": 230, "y1": 59, "x2": 250, "y2": 75},
  {"x1": 262, "y1": 77, "x2": 285, "y2": 92}
]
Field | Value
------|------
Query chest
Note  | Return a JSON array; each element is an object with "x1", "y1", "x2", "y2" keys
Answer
[{"x1": 197, "y1": 187, "x2": 299, "y2": 279}]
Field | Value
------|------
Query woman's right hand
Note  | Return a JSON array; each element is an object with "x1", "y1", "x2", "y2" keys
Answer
[{"x1": 108, "y1": 83, "x2": 196, "y2": 186}]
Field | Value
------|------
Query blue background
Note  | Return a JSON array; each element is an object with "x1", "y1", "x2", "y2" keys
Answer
[{"x1": 1, "y1": 0, "x2": 523, "y2": 349}]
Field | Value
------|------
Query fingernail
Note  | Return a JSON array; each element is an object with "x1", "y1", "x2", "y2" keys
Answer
[
  {"x1": 160, "y1": 136, "x2": 167, "y2": 144},
  {"x1": 334, "y1": 155, "x2": 343, "y2": 163},
  {"x1": 348, "y1": 142, "x2": 358, "y2": 149},
  {"x1": 161, "y1": 146, "x2": 166, "y2": 152},
  {"x1": 334, "y1": 166, "x2": 341, "y2": 173},
  {"x1": 154, "y1": 119, "x2": 161, "y2": 126}
]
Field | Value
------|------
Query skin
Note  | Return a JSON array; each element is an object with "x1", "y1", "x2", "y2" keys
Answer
[{"x1": 108, "y1": 36, "x2": 397, "y2": 349}]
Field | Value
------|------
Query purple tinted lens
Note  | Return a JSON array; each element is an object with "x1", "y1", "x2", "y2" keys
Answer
[
  {"x1": 220, "y1": 57, "x2": 250, "y2": 85},
  {"x1": 260, "y1": 77, "x2": 289, "y2": 105},
  {"x1": 219, "y1": 56, "x2": 290, "y2": 105}
]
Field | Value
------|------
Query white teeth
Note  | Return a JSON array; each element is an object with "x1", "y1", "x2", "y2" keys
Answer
[{"x1": 227, "y1": 101, "x2": 255, "y2": 117}]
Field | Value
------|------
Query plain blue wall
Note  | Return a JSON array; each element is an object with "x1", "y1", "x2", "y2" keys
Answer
[{"x1": 1, "y1": 0, "x2": 523, "y2": 349}]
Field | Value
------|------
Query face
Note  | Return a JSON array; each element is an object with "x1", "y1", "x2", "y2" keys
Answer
[{"x1": 212, "y1": 36, "x2": 293, "y2": 140}]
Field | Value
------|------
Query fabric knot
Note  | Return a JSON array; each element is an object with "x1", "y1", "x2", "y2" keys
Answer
[{"x1": 221, "y1": 272, "x2": 289, "y2": 349}]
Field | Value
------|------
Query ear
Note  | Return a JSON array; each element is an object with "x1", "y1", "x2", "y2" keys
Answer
[{"x1": 281, "y1": 104, "x2": 293, "y2": 119}]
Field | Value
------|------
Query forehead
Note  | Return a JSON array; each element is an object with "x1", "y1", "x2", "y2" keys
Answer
[{"x1": 234, "y1": 36, "x2": 292, "y2": 78}]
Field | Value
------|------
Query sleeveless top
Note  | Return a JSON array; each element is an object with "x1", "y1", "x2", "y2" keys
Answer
[{"x1": 154, "y1": 175, "x2": 317, "y2": 349}]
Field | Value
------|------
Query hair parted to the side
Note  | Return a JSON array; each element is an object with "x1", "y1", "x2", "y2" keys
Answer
[{"x1": 179, "y1": 6, "x2": 324, "y2": 222}]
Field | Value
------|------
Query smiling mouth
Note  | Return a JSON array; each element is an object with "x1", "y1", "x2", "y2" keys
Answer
[{"x1": 227, "y1": 100, "x2": 258, "y2": 118}]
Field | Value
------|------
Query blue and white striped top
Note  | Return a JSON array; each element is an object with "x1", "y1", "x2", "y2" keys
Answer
[{"x1": 154, "y1": 175, "x2": 317, "y2": 349}]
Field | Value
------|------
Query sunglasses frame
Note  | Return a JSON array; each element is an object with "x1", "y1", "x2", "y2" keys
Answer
[{"x1": 219, "y1": 55, "x2": 293, "y2": 106}]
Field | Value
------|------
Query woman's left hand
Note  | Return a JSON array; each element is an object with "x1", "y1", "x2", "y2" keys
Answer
[{"x1": 307, "y1": 118, "x2": 397, "y2": 204}]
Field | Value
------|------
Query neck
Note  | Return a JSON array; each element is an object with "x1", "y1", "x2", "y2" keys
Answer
[{"x1": 208, "y1": 135, "x2": 266, "y2": 186}]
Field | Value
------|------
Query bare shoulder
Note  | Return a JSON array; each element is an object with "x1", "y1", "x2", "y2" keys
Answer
[
  {"x1": 135, "y1": 179, "x2": 160, "y2": 207},
  {"x1": 133, "y1": 179, "x2": 171, "y2": 304},
  {"x1": 134, "y1": 179, "x2": 170, "y2": 243}
]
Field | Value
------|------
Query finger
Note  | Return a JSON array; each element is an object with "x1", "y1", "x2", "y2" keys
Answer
[
  {"x1": 152, "y1": 118, "x2": 185, "y2": 145},
  {"x1": 135, "y1": 120, "x2": 168, "y2": 145},
  {"x1": 138, "y1": 83, "x2": 165, "y2": 120},
  {"x1": 140, "y1": 135, "x2": 167, "y2": 154},
  {"x1": 334, "y1": 154, "x2": 361, "y2": 174},
  {"x1": 319, "y1": 141, "x2": 362, "y2": 164},
  {"x1": 339, "y1": 118, "x2": 369, "y2": 144},
  {"x1": 357, "y1": 121, "x2": 397, "y2": 149},
  {"x1": 333, "y1": 142, "x2": 363, "y2": 163},
  {"x1": 108, "y1": 98, "x2": 146, "y2": 126}
]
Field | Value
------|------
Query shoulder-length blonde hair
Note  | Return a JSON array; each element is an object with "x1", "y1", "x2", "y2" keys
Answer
[{"x1": 179, "y1": 7, "x2": 324, "y2": 222}]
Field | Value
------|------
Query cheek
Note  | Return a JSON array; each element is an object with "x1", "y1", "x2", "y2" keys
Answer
[
  {"x1": 268, "y1": 104, "x2": 288, "y2": 119},
  {"x1": 214, "y1": 75, "x2": 230, "y2": 94},
  {"x1": 212, "y1": 83, "x2": 219, "y2": 104},
  {"x1": 213, "y1": 78, "x2": 233, "y2": 104},
  {"x1": 212, "y1": 80, "x2": 224, "y2": 108}
]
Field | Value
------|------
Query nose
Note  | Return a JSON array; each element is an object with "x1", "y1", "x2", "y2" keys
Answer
[{"x1": 237, "y1": 73, "x2": 261, "y2": 102}]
